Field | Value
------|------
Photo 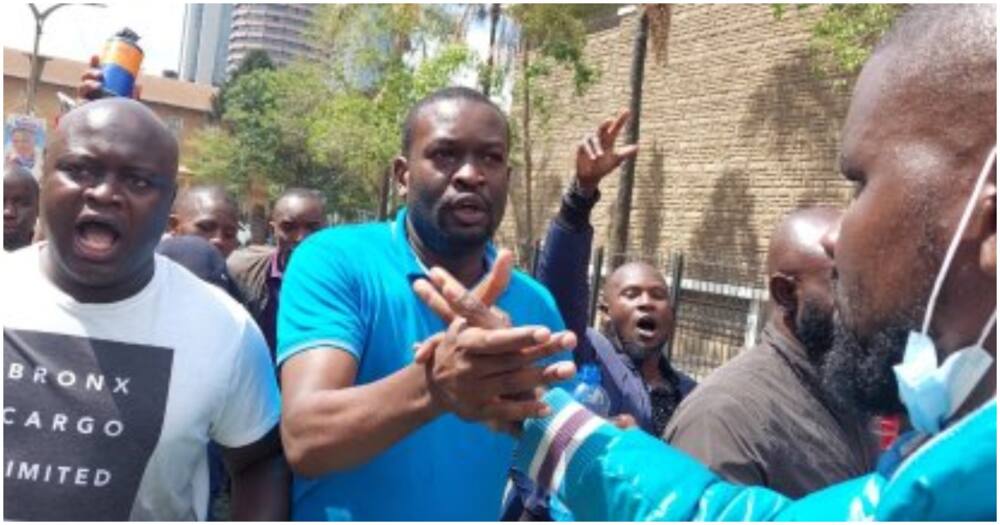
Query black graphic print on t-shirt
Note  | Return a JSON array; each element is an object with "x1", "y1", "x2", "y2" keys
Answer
[{"x1": 4, "y1": 328, "x2": 173, "y2": 521}]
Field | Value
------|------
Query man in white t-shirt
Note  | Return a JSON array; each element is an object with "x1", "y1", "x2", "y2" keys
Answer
[{"x1": 2, "y1": 98, "x2": 288, "y2": 520}]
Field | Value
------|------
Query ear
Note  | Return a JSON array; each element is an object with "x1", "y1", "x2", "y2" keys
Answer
[
  {"x1": 167, "y1": 214, "x2": 180, "y2": 234},
  {"x1": 393, "y1": 156, "x2": 410, "y2": 199},
  {"x1": 769, "y1": 273, "x2": 798, "y2": 315},
  {"x1": 966, "y1": 178, "x2": 997, "y2": 278}
]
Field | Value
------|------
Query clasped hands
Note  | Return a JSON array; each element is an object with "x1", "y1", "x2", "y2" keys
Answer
[{"x1": 411, "y1": 250, "x2": 576, "y2": 436}]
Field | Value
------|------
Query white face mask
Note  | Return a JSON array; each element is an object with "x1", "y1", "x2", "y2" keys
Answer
[{"x1": 893, "y1": 146, "x2": 997, "y2": 435}]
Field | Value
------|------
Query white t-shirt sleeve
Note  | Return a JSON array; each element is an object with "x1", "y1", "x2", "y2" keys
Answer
[{"x1": 210, "y1": 318, "x2": 281, "y2": 448}]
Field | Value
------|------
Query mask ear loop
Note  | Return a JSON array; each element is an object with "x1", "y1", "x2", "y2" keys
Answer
[
  {"x1": 974, "y1": 311, "x2": 997, "y2": 348},
  {"x1": 921, "y1": 146, "x2": 998, "y2": 335}
]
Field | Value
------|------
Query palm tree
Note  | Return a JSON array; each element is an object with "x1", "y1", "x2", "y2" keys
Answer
[{"x1": 456, "y1": 4, "x2": 515, "y2": 97}]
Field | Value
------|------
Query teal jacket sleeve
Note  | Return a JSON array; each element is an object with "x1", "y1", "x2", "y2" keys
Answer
[{"x1": 513, "y1": 389, "x2": 886, "y2": 521}]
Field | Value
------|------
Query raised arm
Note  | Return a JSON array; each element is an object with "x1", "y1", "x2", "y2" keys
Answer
[{"x1": 536, "y1": 110, "x2": 638, "y2": 362}]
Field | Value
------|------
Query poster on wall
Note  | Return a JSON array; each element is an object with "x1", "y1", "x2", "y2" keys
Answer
[{"x1": 4, "y1": 115, "x2": 46, "y2": 180}]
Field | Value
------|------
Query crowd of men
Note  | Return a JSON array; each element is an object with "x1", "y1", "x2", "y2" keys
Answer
[{"x1": 2, "y1": 4, "x2": 995, "y2": 521}]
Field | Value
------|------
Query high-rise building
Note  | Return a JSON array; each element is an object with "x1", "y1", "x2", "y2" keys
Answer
[
  {"x1": 178, "y1": 4, "x2": 233, "y2": 86},
  {"x1": 226, "y1": 4, "x2": 321, "y2": 75}
]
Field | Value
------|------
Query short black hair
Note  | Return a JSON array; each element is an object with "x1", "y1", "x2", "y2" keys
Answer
[
  {"x1": 4, "y1": 165, "x2": 39, "y2": 198},
  {"x1": 272, "y1": 187, "x2": 327, "y2": 219},
  {"x1": 172, "y1": 184, "x2": 239, "y2": 215},
  {"x1": 400, "y1": 86, "x2": 510, "y2": 157}
]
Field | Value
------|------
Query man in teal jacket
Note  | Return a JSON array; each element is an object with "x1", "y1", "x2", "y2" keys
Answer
[
  {"x1": 414, "y1": 4, "x2": 996, "y2": 521},
  {"x1": 512, "y1": 4, "x2": 997, "y2": 520}
]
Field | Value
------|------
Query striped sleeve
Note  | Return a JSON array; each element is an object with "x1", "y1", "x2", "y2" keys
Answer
[
  {"x1": 512, "y1": 389, "x2": 617, "y2": 494},
  {"x1": 512, "y1": 389, "x2": 800, "y2": 521}
]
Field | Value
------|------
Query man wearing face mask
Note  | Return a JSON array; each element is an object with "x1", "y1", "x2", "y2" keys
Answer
[
  {"x1": 412, "y1": 4, "x2": 996, "y2": 521},
  {"x1": 663, "y1": 207, "x2": 878, "y2": 497}
]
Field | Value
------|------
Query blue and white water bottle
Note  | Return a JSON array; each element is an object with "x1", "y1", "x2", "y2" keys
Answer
[{"x1": 572, "y1": 363, "x2": 611, "y2": 417}]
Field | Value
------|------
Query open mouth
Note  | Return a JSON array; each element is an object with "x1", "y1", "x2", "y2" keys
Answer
[
  {"x1": 635, "y1": 316, "x2": 659, "y2": 340},
  {"x1": 73, "y1": 217, "x2": 122, "y2": 261},
  {"x1": 448, "y1": 195, "x2": 489, "y2": 225}
]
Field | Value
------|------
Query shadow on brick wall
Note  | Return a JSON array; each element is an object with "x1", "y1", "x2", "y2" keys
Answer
[
  {"x1": 688, "y1": 167, "x2": 761, "y2": 284},
  {"x1": 637, "y1": 140, "x2": 667, "y2": 255},
  {"x1": 739, "y1": 49, "x2": 851, "y2": 156},
  {"x1": 502, "y1": 148, "x2": 570, "y2": 267}
]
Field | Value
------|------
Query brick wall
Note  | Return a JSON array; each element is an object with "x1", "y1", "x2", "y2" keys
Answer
[{"x1": 498, "y1": 4, "x2": 854, "y2": 278}]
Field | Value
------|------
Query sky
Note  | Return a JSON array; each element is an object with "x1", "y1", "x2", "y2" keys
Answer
[
  {"x1": 2, "y1": 2, "x2": 187, "y2": 76},
  {"x1": 1, "y1": 3, "x2": 499, "y2": 87}
]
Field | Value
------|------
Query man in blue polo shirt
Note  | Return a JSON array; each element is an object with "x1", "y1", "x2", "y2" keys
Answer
[{"x1": 277, "y1": 87, "x2": 578, "y2": 520}]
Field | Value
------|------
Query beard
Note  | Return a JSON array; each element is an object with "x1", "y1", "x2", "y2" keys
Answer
[
  {"x1": 795, "y1": 299, "x2": 835, "y2": 363},
  {"x1": 820, "y1": 314, "x2": 910, "y2": 417},
  {"x1": 605, "y1": 321, "x2": 660, "y2": 363},
  {"x1": 819, "y1": 262, "x2": 933, "y2": 418},
  {"x1": 408, "y1": 197, "x2": 497, "y2": 258},
  {"x1": 622, "y1": 340, "x2": 656, "y2": 362},
  {"x1": 4, "y1": 233, "x2": 25, "y2": 251},
  {"x1": 819, "y1": 191, "x2": 944, "y2": 418}
]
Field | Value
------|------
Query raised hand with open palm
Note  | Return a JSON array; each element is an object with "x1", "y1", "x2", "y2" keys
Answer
[{"x1": 575, "y1": 109, "x2": 640, "y2": 194}]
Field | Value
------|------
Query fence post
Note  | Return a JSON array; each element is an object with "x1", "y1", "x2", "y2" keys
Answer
[
  {"x1": 666, "y1": 251, "x2": 684, "y2": 362},
  {"x1": 744, "y1": 297, "x2": 762, "y2": 350},
  {"x1": 588, "y1": 246, "x2": 605, "y2": 327},
  {"x1": 529, "y1": 239, "x2": 541, "y2": 277}
]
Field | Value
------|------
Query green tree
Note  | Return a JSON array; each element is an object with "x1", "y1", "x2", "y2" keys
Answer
[
  {"x1": 506, "y1": 5, "x2": 606, "y2": 264},
  {"x1": 773, "y1": 4, "x2": 906, "y2": 80},
  {"x1": 309, "y1": 4, "x2": 456, "y2": 91},
  {"x1": 190, "y1": 64, "x2": 374, "y2": 239},
  {"x1": 189, "y1": 5, "x2": 473, "y2": 233},
  {"x1": 457, "y1": 3, "x2": 509, "y2": 97},
  {"x1": 308, "y1": 4, "x2": 473, "y2": 219},
  {"x1": 210, "y1": 49, "x2": 275, "y2": 123},
  {"x1": 308, "y1": 44, "x2": 474, "y2": 219},
  {"x1": 481, "y1": 4, "x2": 503, "y2": 96}
]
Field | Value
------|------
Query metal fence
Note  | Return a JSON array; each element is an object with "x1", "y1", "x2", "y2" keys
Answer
[
  {"x1": 667, "y1": 256, "x2": 767, "y2": 380},
  {"x1": 520, "y1": 243, "x2": 768, "y2": 382}
]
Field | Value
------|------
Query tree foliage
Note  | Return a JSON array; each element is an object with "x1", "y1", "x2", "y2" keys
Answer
[
  {"x1": 210, "y1": 49, "x2": 274, "y2": 122},
  {"x1": 188, "y1": 5, "x2": 473, "y2": 222},
  {"x1": 501, "y1": 5, "x2": 608, "y2": 264},
  {"x1": 509, "y1": 4, "x2": 603, "y2": 96},
  {"x1": 307, "y1": 5, "x2": 474, "y2": 216},
  {"x1": 773, "y1": 4, "x2": 906, "y2": 78},
  {"x1": 190, "y1": 64, "x2": 374, "y2": 218},
  {"x1": 307, "y1": 43, "x2": 473, "y2": 202}
]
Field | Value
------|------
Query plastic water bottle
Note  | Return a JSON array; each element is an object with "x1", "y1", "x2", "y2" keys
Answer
[
  {"x1": 573, "y1": 364, "x2": 611, "y2": 417},
  {"x1": 100, "y1": 28, "x2": 144, "y2": 98}
]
